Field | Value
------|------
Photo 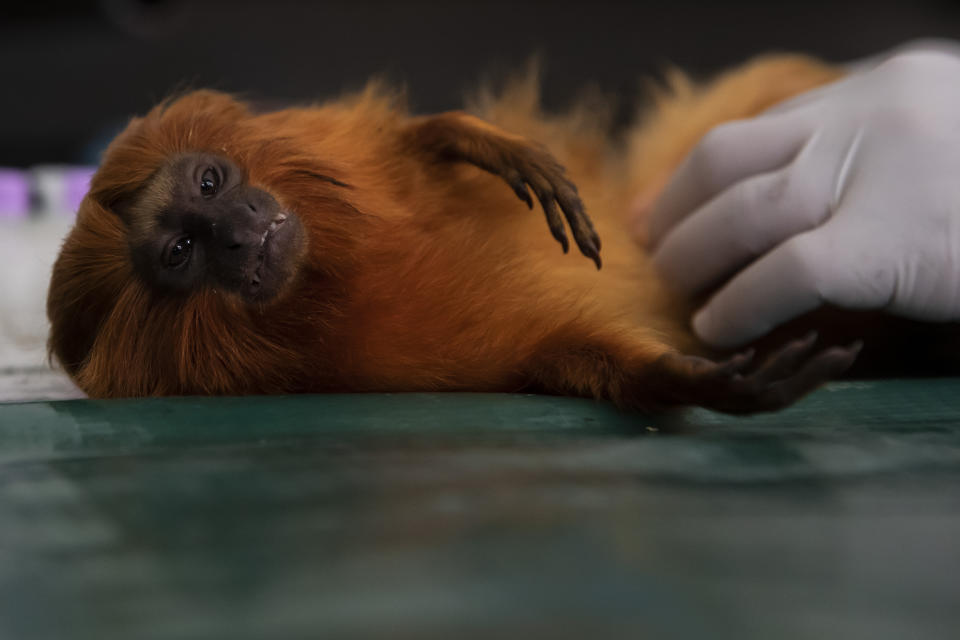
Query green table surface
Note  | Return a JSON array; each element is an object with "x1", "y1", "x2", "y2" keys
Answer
[{"x1": 2, "y1": 380, "x2": 959, "y2": 639}]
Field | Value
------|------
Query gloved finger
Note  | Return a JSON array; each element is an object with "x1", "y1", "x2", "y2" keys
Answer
[
  {"x1": 691, "y1": 231, "x2": 833, "y2": 348},
  {"x1": 647, "y1": 110, "x2": 812, "y2": 250},
  {"x1": 762, "y1": 84, "x2": 831, "y2": 116},
  {"x1": 845, "y1": 39, "x2": 960, "y2": 73},
  {"x1": 651, "y1": 165, "x2": 832, "y2": 297}
]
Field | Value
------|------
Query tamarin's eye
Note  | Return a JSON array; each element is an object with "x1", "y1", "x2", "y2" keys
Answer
[
  {"x1": 200, "y1": 167, "x2": 220, "y2": 197},
  {"x1": 166, "y1": 236, "x2": 193, "y2": 268}
]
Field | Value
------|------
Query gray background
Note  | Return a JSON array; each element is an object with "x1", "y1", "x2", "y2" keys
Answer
[{"x1": 4, "y1": 0, "x2": 960, "y2": 166}]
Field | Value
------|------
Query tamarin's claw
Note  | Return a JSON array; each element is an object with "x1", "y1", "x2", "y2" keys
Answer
[
  {"x1": 506, "y1": 170, "x2": 534, "y2": 209},
  {"x1": 499, "y1": 143, "x2": 602, "y2": 269}
]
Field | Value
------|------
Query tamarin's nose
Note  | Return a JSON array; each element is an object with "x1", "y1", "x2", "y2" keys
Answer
[
  {"x1": 219, "y1": 226, "x2": 260, "y2": 251},
  {"x1": 213, "y1": 208, "x2": 263, "y2": 250}
]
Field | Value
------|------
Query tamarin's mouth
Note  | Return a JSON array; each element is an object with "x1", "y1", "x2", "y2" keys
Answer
[
  {"x1": 258, "y1": 212, "x2": 288, "y2": 250},
  {"x1": 249, "y1": 212, "x2": 291, "y2": 293}
]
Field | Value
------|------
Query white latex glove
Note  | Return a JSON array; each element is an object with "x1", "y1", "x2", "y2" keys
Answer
[{"x1": 645, "y1": 50, "x2": 960, "y2": 348}]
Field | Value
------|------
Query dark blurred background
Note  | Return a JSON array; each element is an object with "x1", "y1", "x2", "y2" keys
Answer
[{"x1": 4, "y1": 0, "x2": 960, "y2": 167}]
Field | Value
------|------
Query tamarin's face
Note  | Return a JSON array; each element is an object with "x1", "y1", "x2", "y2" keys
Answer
[{"x1": 124, "y1": 151, "x2": 306, "y2": 303}]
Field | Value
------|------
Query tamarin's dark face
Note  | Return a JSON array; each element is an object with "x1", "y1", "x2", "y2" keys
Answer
[{"x1": 125, "y1": 152, "x2": 306, "y2": 303}]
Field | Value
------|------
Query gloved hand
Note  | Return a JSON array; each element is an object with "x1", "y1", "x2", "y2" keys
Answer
[{"x1": 644, "y1": 50, "x2": 960, "y2": 348}]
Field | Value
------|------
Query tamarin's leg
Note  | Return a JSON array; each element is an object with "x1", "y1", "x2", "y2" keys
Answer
[
  {"x1": 529, "y1": 332, "x2": 861, "y2": 414},
  {"x1": 399, "y1": 112, "x2": 602, "y2": 267}
]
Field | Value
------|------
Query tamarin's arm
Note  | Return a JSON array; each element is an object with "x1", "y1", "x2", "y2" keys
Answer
[
  {"x1": 399, "y1": 111, "x2": 602, "y2": 268},
  {"x1": 528, "y1": 332, "x2": 861, "y2": 414}
]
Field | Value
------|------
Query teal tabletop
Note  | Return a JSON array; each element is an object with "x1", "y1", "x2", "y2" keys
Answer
[{"x1": 2, "y1": 381, "x2": 959, "y2": 639}]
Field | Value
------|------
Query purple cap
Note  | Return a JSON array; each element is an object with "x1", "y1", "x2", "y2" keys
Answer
[
  {"x1": 63, "y1": 167, "x2": 96, "y2": 215},
  {"x1": 0, "y1": 169, "x2": 30, "y2": 220}
]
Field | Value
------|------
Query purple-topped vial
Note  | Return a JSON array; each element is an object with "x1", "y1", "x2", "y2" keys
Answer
[
  {"x1": 63, "y1": 167, "x2": 96, "y2": 214},
  {"x1": 0, "y1": 169, "x2": 30, "y2": 220}
]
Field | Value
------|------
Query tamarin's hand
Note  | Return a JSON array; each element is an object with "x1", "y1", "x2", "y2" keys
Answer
[
  {"x1": 648, "y1": 332, "x2": 861, "y2": 414},
  {"x1": 406, "y1": 112, "x2": 602, "y2": 268},
  {"x1": 645, "y1": 50, "x2": 960, "y2": 348}
]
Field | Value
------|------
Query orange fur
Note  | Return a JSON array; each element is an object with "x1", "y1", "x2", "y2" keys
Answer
[{"x1": 48, "y1": 55, "x2": 843, "y2": 408}]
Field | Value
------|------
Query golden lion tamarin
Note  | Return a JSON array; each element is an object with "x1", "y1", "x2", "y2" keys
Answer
[{"x1": 47, "y1": 54, "x2": 861, "y2": 413}]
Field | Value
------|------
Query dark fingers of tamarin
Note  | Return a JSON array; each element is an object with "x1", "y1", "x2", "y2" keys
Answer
[
  {"x1": 648, "y1": 333, "x2": 863, "y2": 414},
  {"x1": 403, "y1": 111, "x2": 602, "y2": 268}
]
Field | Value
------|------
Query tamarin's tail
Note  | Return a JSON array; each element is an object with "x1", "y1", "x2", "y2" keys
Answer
[
  {"x1": 466, "y1": 60, "x2": 617, "y2": 186},
  {"x1": 465, "y1": 54, "x2": 841, "y2": 243},
  {"x1": 624, "y1": 54, "x2": 843, "y2": 242}
]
